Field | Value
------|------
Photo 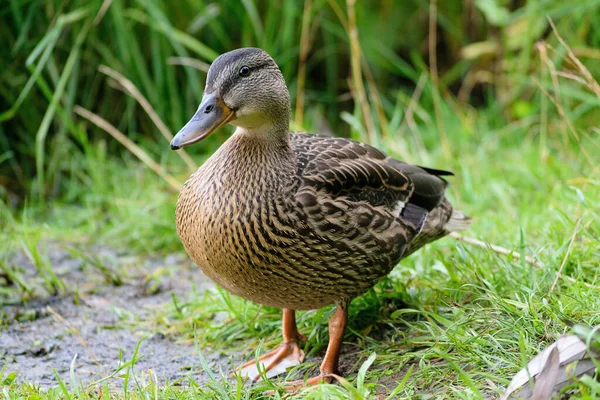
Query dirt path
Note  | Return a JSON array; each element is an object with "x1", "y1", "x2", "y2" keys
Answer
[{"x1": 0, "y1": 245, "x2": 223, "y2": 389}]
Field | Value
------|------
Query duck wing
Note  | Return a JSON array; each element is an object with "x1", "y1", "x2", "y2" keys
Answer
[{"x1": 291, "y1": 132, "x2": 451, "y2": 237}]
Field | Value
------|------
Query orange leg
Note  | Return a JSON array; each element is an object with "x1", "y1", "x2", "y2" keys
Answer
[
  {"x1": 283, "y1": 301, "x2": 349, "y2": 389},
  {"x1": 237, "y1": 309, "x2": 305, "y2": 382}
]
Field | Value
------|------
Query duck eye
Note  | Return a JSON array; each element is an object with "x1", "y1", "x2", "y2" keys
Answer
[{"x1": 239, "y1": 66, "x2": 251, "y2": 77}]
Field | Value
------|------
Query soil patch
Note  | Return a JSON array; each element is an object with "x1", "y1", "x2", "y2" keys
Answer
[{"x1": 0, "y1": 244, "x2": 221, "y2": 389}]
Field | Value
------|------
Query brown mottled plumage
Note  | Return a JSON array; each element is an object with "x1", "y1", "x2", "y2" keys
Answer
[{"x1": 171, "y1": 48, "x2": 470, "y2": 388}]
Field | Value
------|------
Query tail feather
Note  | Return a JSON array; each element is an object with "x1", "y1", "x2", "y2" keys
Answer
[
  {"x1": 444, "y1": 210, "x2": 471, "y2": 232},
  {"x1": 402, "y1": 200, "x2": 471, "y2": 258}
]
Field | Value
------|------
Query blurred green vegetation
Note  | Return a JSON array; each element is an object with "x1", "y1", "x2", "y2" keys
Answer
[{"x1": 2, "y1": 0, "x2": 600, "y2": 203}]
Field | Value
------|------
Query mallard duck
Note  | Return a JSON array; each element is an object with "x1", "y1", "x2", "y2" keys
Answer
[{"x1": 171, "y1": 47, "x2": 470, "y2": 387}]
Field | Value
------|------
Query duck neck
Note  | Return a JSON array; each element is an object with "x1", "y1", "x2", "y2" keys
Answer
[
  {"x1": 230, "y1": 124, "x2": 292, "y2": 163},
  {"x1": 216, "y1": 123, "x2": 294, "y2": 190},
  {"x1": 232, "y1": 118, "x2": 290, "y2": 143}
]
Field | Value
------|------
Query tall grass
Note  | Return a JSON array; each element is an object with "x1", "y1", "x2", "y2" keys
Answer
[{"x1": 1, "y1": 0, "x2": 600, "y2": 202}]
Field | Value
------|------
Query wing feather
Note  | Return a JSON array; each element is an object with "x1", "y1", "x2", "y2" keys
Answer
[{"x1": 292, "y1": 132, "x2": 449, "y2": 214}]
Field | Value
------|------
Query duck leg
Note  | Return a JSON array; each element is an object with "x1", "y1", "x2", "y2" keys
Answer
[
  {"x1": 284, "y1": 301, "x2": 349, "y2": 388},
  {"x1": 238, "y1": 309, "x2": 305, "y2": 382}
]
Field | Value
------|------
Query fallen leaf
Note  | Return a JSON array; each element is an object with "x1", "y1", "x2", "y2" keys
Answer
[{"x1": 502, "y1": 333, "x2": 598, "y2": 399}]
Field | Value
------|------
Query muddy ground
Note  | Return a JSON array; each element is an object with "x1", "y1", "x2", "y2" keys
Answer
[
  {"x1": 0, "y1": 244, "x2": 363, "y2": 391},
  {"x1": 0, "y1": 244, "x2": 226, "y2": 389}
]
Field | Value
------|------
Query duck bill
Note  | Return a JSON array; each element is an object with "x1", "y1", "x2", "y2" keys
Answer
[{"x1": 170, "y1": 93, "x2": 235, "y2": 150}]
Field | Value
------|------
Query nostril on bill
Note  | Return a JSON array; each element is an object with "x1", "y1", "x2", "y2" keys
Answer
[{"x1": 204, "y1": 104, "x2": 214, "y2": 114}]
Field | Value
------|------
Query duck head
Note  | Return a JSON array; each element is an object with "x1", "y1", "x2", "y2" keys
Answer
[{"x1": 171, "y1": 47, "x2": 291, "y2": 150}]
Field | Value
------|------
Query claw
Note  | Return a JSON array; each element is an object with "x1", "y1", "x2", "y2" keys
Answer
[
  {"x1": 264, "y1": 374, "x2": 339, "y2": 395},
  {"x1": 237, "y1": 342, "x2": 305, "y2": 382},
  {"x1": 283, "y1": 373, "x2": 334, "y2": 389}
]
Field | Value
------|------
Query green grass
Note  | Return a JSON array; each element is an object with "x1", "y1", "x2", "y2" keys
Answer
[{"x1": 2, "y1": 0, "x2": 600, "y2": 398}]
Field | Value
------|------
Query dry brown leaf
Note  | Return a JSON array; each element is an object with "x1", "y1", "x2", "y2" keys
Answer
[
  {"x1": 502, "y1": 335, "x2": 597, "y2": 399},
  {"x1": 531, "y1": 346, "x2": 559, "y2": 400}
]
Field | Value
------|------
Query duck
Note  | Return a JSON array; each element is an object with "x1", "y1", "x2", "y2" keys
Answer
[{"x1": 170, "y1": 47, "x2": 470, "y2": 388}]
